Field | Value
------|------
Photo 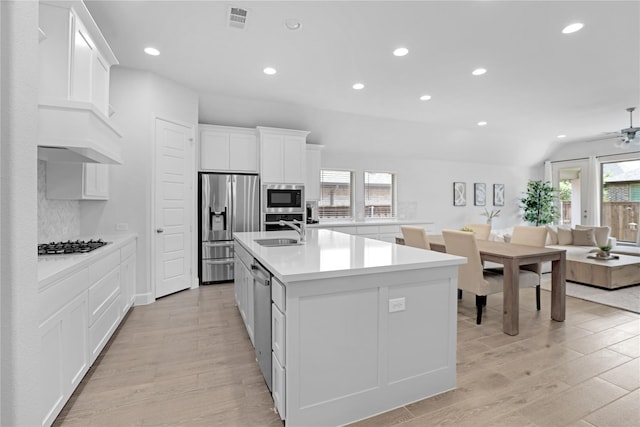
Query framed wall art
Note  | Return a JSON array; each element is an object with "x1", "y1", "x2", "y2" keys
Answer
[
  {"x1": 474, "y1": 183, "x2": 486, "y2": 206},
  {"x1": 453, "y1": 182, "x2": 466, "y2": 206},
  {"x1": 493, "y1": 184, "x2": 505, "y2": 206}
]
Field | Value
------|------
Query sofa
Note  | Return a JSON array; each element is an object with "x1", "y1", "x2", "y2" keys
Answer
[{"x1": 491, "y1": 225, "x2": 640, "y2": 274}]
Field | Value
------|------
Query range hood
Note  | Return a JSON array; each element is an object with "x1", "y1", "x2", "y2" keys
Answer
[{"x1": 37, "y1": 98, "x2": 123, "y2": 164}]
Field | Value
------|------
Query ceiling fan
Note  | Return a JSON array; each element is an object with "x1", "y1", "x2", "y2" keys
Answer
[{"x1": 614, "y1": 107, "x2": 639, "y2": 147}]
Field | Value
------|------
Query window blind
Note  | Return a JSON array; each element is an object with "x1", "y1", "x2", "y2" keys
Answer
[
  {"x1": 364, "y1": 172, "x2": 395, "y2": 218},
  {"x1": 319, "y1": 170, "x2": 353, "y2": 218}
]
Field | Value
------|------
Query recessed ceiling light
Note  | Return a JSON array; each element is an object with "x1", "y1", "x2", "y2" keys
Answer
[
  {"x1": 477, "y1": 121, "x2": 488, "y2": 126},
  {"x1": 393, "y1": 47, "x2": 409, "y2": 57},
  {"x1": 144, "y1": 47, "x2": 160, "y2": 56},
  {"x1": 419, "y1": 94, "x2": 432, "y2": 101},
  {"x1": 557, "y1": 134, "x2": 567, "y2": 139},
  {"x1": 472, "y1": 68, "x2": 487, "y2": 76},
  {"x1": 562, "y1": 23, "x2": 584, "y2": 34},
  {"x1": 352, "y1": 83, "x2": 365, "y2": 90},
  {"x1": 263, "y1": 67, "x2": 277, "y2": 75},
  {"x1": 285, "y1": 19, "x2": 301, "y2": 30}
]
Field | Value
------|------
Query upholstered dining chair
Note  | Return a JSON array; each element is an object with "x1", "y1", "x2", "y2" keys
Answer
[
  {"x1": 400, "y1": 226, "x2": 430, "y2": 250},
  {"x1": 464, "y1": 223, "x2": 491, "y2": 240},
  {"x1": 443, "y1": 229, "x2": 539, "y2": 325},
  {"x1": 506, "y1": 226, "x2": 547, "y2": 311}
]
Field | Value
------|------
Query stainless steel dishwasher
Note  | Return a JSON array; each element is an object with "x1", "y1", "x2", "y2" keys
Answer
[{"x1": 251, "y1": 259, "x2": 272, "y2": 391}]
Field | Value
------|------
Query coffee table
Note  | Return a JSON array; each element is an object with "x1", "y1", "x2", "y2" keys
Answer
[{"x1": 566, "y1": 253, "x2": 640, "y2": 289}]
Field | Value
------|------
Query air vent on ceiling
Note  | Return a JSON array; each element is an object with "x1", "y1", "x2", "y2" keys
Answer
[{"x1": 227, "y1": 6, "x2": 248, "y2": 30}]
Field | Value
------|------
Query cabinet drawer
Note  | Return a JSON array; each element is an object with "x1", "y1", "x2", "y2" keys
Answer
[
  {"x1": 272, "y1": 277, "x2": 285, "y2": 312},
  {"x1": 39, "y1": 267, "x2": 89, "y2": 321},
  {"x1": 234, "y1": 242, "x2": 253, "y2": 270},
  {"x1": 272, "y1": 352, "x2": 286, "y2": 420},
  {"x1": 89, "y1": 294, "x2": 122, "y2": 363},
  {"x1": 272, "y1": 303, "x2": 286, "y2": 367},
  {"x1": 379, "y1": 225, "x2": 401, "y2": 234},
  {"x1": 88, "y1": 267, "x2": 120, "y2": 326},
  {"x1": 120, "y1": 240, "x2": 136, "y2": 261},
  {"x1": 89, "y1": 250, "x2": 120, "y2": 284}
]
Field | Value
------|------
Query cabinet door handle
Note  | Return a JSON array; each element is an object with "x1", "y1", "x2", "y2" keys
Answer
[{"x1": 156, "y1": 228, "x2": 164, "y2": 233}]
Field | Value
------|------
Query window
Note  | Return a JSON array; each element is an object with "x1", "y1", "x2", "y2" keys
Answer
[
  {"x1": 319, "y1": 170, "x2": 353, "y2": 219},
  {"x1": 364, "y1": 171, "x2": 395, "y2": 219},
  {"x1": 601, "y1": 159, "x2": 640, "y2": 243}
]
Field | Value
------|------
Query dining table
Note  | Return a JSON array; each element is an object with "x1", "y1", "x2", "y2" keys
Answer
[{"x1": 427, "y1": 235, "x2": 567, "y2": 336}]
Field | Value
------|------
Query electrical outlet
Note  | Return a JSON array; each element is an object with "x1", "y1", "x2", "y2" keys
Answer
[
  {"x1": 388, "y1": 297, "x2": 406, "y2": 313},
  {"x1": 116, "y1": 223, "x2": 129, "y2": 231}
]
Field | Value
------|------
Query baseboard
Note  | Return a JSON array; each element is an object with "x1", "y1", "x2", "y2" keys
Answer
[{"x1": 134, "y1": 292, "x2": 155, "y2": 305}]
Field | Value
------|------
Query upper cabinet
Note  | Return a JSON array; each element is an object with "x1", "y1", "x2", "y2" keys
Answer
[
  {"x1": 258, "y1": 127, "x2": 310, "y2": 184},
  {"x1": 199, "y1": 125, "x2": 258, "y2": 173},
  {"x1": 38, "y1": 0, "x2": 122, "y2": 165},
  {"x1": 305, "y1": 144, "x2": 323, "y2": 201}
]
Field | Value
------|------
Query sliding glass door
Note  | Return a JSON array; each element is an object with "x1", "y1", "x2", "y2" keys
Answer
[{"x1": 601, "y1": 159, "x2": 640, "y2": 244}]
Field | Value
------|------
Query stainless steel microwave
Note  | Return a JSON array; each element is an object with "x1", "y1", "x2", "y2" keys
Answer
[{"x1": 262, "y1": 184, "x2": 304, "y2": 213}]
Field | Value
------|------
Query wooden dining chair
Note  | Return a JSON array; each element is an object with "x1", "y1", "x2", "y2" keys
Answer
[
  {"x1": 400, "y1": 226, "x2": 430, "y2": 250},
  {"x1": 443, "y1": 229, "x2": 539, "y2": 325},
  {"x1": 464, "y1": 223, "x2": 491, "y2": 240}
]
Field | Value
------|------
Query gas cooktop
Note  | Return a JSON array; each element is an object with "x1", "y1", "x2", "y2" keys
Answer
[{"x1": 38, "y1": 239, "x2": 109, "y2": 256}]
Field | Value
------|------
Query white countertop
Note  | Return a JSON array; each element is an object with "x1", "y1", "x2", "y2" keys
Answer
[
  {"x1": 38, "y1": 234, "x2": 137, "y2": 288},
  {"x1": 306, "y1": 219, "x2": 433, "y2": 228},
  {"x1": 234, "y1": 229, "x2": 465, "y2": 283}
]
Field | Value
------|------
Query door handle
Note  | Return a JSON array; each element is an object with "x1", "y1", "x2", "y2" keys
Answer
[{"x1": 156, "y1": 228, "x2": 164, "y2": 233}]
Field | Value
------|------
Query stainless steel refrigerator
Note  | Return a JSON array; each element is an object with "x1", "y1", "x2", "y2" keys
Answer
[{"x1": 199, "y1": 172, "x2": 259, "y2": 284}]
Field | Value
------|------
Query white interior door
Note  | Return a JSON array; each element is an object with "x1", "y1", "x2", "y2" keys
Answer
[{"x1": 154, "y1": 118, "x2": 194, "y2": 298}]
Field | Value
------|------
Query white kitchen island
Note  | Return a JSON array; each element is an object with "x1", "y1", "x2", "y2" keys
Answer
[{"x1": 234, "y1": 228, "x2": 466, "y2": 426}]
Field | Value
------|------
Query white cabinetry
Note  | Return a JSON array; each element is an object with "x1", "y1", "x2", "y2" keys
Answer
[
  {"x1": 320, "y1": 223, "x2": 434, "y2": 243},
  {"x1": 305, "y1": 144, "x2": 323, "y2": 201},
  {"x1": 258, "y1": 127, "x2": 309, "y2": 184},
  {"x1": 234, "y1": 242, "x2": 255, "y2": 345},
  {"x1": 38, "y1": 1, "x2": 122, "y2": 165},
  {"x1": 199, "y1": 125, "x2": 258, "y2": 172},
  {"x1": 46, "y1": 162, "x2": 109, "y2": 200},
  {"x1": 39, "y1": 1, "x2": 117, "y2": 116},
  {"x1": 39, "y1": 269, "x2": 89, "y2": 427},
  {"x1": 120, "y1": 241, "x2": 137, "y2": 316},
  {"x1": 38, "y1": 237, "x2": 136, "y2": 427},
  {"x1": 271, "y1": 277, "x2": 286, "y2": 420}
]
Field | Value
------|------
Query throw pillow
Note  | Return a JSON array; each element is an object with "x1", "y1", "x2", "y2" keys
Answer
[
  {"x1": 557, "y1": 226, "x2": 573, "y2": 245},
  {"x1": 546, "y1": 225, "x2": 558, "y2": 245},
  {"x1": 572, "y1": 228, "x2": 597, "y2": 246},
  {"x1": 575, "y1": 225, "x2": 611, "y2": 247}
]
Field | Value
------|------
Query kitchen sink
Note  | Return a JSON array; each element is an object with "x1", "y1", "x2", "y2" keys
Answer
[{"x1": 254, "y1": 238, "x2": 301, "y2": 247}]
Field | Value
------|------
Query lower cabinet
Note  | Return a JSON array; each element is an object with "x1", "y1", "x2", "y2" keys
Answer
[
  {"x1": 39, "y1": 237, "x2": 136, "y2": 427},
  {"x1": 40, "y1": 290, "x2": 89, "y2": 427},
  {"x1": 271, "y1": 277, "x2": 286, "y2": 420},
  {"x1": 234, "y1": 243, "x2": 255, "y2": 346}
]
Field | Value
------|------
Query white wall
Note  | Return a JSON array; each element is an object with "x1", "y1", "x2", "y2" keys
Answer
[
  {"x1": 323, "y1": 151, "x2": 537, "y2": 231},
  {"x1": 0, "y1": 1, "x2": 40, "y2": 425},
  {"x1": 80, "y1": 67, "x2": 198, "y2": 303},
  {"x1": 199, "y1": 93, "x2": 540, "y2": 229},
  {"x1": 37, "y1": 160, "x2": 81, "y2": 242}
]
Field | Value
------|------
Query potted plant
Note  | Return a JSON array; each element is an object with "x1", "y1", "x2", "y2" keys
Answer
[{"x1": 520, "y1": 180, "x2": 559, "y2": 226}]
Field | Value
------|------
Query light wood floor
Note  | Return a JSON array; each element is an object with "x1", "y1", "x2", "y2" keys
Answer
[{"x1": 55, "y1": 278, "x2": 640, "y2": 427}]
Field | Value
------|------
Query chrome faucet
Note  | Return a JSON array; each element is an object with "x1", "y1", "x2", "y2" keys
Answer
[{"x1": 279, "y1": 220, "x2": 306, "y2": 242}]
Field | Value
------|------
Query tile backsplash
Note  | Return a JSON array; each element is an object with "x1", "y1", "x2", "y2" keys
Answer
[{"x1": 38, "y1": 160, "x2": 80, "y2": 242}]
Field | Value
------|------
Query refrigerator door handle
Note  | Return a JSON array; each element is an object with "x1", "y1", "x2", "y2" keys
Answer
[
  {"x1": 204, "y1": 259, "x2": 234, "y2": 265},
  {"x1": 203, "y1": 241, "x2": 234, "y2": 248}
]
